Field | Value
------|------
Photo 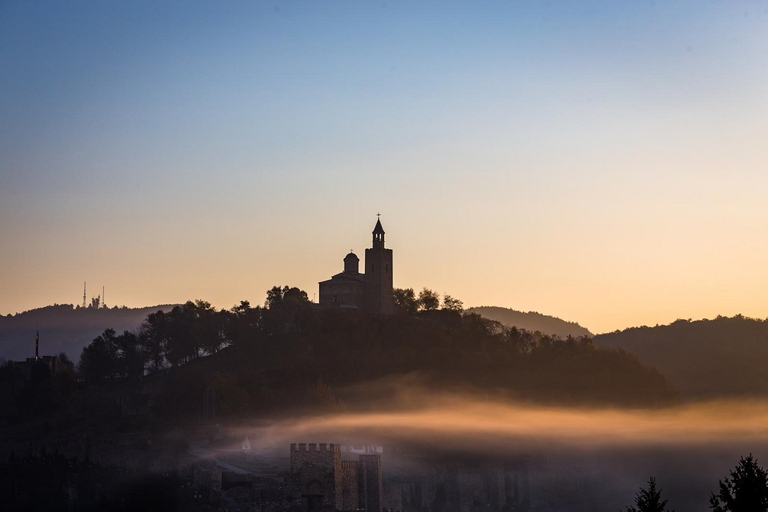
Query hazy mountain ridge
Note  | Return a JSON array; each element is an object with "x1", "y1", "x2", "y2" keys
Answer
[
  {"x1": 467, "y1": 306, "x2": 593, "y2": 338},
  {"x1": 0, "y1": 304, "x2": 178, "y2": 361},
  {"x1": 593, "y1": 315, "x2": 768, "y2": 398}
]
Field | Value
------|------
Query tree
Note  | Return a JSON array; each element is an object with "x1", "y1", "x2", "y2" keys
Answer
[
  {"x1": 710, "y1": 454, "x2": 768, "y2": 512},
  {"x1": 57, "y1": 352, "x2": 73, "y2": 368},
  {"x1": 226, "y1": 300, "x2": 263, "y2": 345},
  {"x1": 79, "y1": 329, "x2": 146, "y2": 381},
  {"x1": 417, "y1": 288, "x2": 440, "y2": 311},
  {"x1": 393, "y1": 288, "x2": 418, "y2": 314},
  {"x1": 624, "y1": 477, "x2": 673, "y2": 512},
  {"x1": 441, "y1": 294, "x2": 464, "y2": 312},
  {"x1": 265, "y1": 285, "x2": 309, "y2": 310},
  {"x1": 262, "y1": 285, "x2": 311, "y2": 336},
  {"x1": 141, "y1": 310, "x2": 170, "y2": 371},
  {"x1": 79, "y1": 329, "x2": 119, "y2": 382},
  {"x1": 114, "y1": 330, "x2": 145, "y2": 378}
]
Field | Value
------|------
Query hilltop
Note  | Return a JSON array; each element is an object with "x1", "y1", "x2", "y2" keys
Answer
[
  {"x1": 593, "y1": 315, "x2": 768, "y2": 398},
  {"x1": 63, "y1": 292, "x2": 676, "y2": 423},
  {"x1": 467, "y1": 306, "x2": 592, "y2": 338},
  {"x1": 0, "y1": 304, "x2": 178, "y2": 362}
]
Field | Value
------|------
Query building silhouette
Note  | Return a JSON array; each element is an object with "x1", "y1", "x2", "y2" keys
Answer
[
  {"x1": 289, "y1": 443, "x2": 382, "y2": 512},
  {"x1": 319, "y1": 218, "x2": 393, "y2": 316},
  {"x1": 10, "y1": 329, "x2": 68, "y2": 380}
]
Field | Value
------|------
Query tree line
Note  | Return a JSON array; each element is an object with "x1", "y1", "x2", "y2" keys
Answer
[
  {"x1": 67, "y1": 284, "x2": 679, "y2": 423},
  {"x1": 594, "y1": 315, "x2": 768, "y2": 398},
  {"x1": 77, "y1": 286, "x2": 312, "y2": 381},
  {"x1": 78, "y1": 286, "x2": 463, "y2": 381},
  {"x1": 626, "y1": 454, "x2": 768, "y2": 512}
]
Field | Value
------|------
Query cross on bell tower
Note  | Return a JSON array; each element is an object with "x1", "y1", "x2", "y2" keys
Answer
[{"x1": 372, "y1": 214, "x2": 385, "y2": 249}]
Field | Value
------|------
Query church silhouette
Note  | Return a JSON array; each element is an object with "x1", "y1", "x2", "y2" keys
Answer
[{"x1": 318, "y1": 218, "x2": 393, "y2": 316}]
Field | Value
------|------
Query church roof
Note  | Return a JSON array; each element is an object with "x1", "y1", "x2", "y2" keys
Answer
[
  {"x1": 372, "y1": 218, "x2": 385, "y2": 234},
  {"x1": 318, "y1": 272, "x2": 365, "y2": 285}
]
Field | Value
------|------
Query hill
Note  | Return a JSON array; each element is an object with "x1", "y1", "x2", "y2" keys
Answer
[
  {"x1": 136, "y1": 306, "x2": 676, "y2": 420},
  {"x1": 467, "y1": 306, "x2": 592, "y2": 338},
  {"x1": 0, "y1": 295, "x2": 679, "y2": 432},
  {"x1": 0, "y1": 304, "x2": 177, "y2": 362},
  {"x1": 593, "y1": 315, "x2": 768, "y2": 398}
]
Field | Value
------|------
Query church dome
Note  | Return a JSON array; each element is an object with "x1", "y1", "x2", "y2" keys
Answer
[{"x1": 344, "y1": 252, "x2": 359, "y2": 273}]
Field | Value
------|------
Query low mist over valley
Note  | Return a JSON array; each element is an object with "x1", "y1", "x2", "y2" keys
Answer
[{"x1": 3, "y1": 291, "x2": 768, "y2": 511}]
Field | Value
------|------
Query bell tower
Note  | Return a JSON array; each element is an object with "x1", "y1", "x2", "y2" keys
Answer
[{"x1": 364, "y1": 215, "x2": 393, "y2": 316}]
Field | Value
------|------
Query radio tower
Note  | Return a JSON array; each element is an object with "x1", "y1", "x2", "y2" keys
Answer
[
  {"x1": 102, "y1": 285, "x2": 106, "y2": 308},
  {"x1": 82, "y1": 282, "x2": 87, "y2": 308}
]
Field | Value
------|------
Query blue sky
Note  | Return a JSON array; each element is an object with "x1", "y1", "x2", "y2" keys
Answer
[{"x1": 2, "y1": 1, "x2": 768, "y2": 332}]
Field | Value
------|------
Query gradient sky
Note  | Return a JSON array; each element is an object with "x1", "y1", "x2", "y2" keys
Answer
[{"x1": 2, "y1": 1, "x2": 767, "y2": 333}]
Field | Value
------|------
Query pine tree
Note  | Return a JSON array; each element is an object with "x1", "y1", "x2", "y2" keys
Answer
[
  {"x1": 710, "y1": 454, "x2": 768, "y2": 512},
  {"x1": 625, "y1": 477, "x2": 674, "y2": 512}
]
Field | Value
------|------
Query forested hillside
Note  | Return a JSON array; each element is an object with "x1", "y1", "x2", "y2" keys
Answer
[
  {"x1": 593, "y1": 315, "x2": 768, "y2": 398},
  {"x1": 0, "y1": 304, "x2": 177, "y2": 362},
  {"x1": 467, "y1": 306, "x2": 592, "y2": 338},
  {"x1": 67, "y1": 288, "x2": 676, "y2": 423},
  {"x1": 0, "y1": 289, "x2": 678, "y2": 427}
]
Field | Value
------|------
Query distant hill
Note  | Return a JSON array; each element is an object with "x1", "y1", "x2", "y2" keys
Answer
[
  {"x1": 467, "y1": 306, "x2": 592, "y2": 338},
  {"x1": 593, "y1": 315, "x2": 768, "y2": 398},
  {"x1": 0, "y1": 304, "x2": 177, "y2": 362}
]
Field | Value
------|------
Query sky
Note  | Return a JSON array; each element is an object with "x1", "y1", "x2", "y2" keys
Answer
[{"x1": 1, "y1": 1, "x2": 768, "y2": 334}]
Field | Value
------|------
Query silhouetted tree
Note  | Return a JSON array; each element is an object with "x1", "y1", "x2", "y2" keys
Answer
[
  {"x1": 114, "y1": 330, "x2": 144, "y2": 378},
  {"x1": 79, "y1": 329, "x2": 118, "y2": 382},
  {"x1": 188, "y1": 300, "x2": 227, "y2": 355},
  {"x1": 265, "y1": 285, "x2": 309, "y2": 310},
  {"x1": 710, "y1": 454, "x2": 768, "y2": 512},
  {"x1": 441, "y1": 294, "x2": 464, "y2": 312},
  {"x1": 226, "y1": 300, "x2": 263, "y2": 345},
  {"x1": 417, "y1": 288, "x2": 440, "y2": 311},
  {"x1": 79, "y1": 328, "x2": 146, "y2": 381},
  {"x1": 161, "y1": 300, "x2": 226, "y2": 365},
  {"x1": 140, "y1": 310, "x2": 170, "y2": 371},
  {"x1": 624, "y1": 477, "x2": 673, "y2": 512},
  {"x1": 262, "y1": 285, "x2": 311, "y2": 336},
  {"x1": 393, "y1": 288, "x2": 418, "y2": 314},
  {"x1": 504, "y1": 325, "x2": 536, "y2": 354},
  {"x1": 56, "y1": 352, "x2": 74, "y2": 370}
]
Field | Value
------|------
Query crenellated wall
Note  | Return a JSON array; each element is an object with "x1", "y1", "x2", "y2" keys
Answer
[
  {"x1": 289, "y1": 442, "x2": 343, "y2": 509},
  {"x1": 289, "y1": 443, "x2": 382, "y2": 512}
]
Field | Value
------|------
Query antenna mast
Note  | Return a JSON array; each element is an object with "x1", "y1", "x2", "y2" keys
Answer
[
  {"x1": 83, "y1": 282, "x2": 86, "y2": 308},
  {"x1": 102, "y1": 285, "x2": 105, "y2": 308}
]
